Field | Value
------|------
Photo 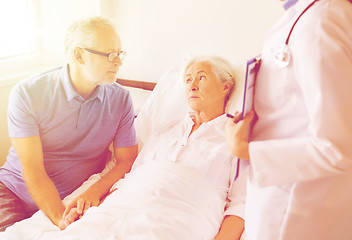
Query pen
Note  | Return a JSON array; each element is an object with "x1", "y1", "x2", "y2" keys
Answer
[{"x1": 226, "y1": 112, "x2": 242, "y2": 124}]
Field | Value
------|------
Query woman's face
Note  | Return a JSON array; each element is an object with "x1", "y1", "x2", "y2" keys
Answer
[{"x1": 185, "y1": 61, "x2": 228, "y2": 113}]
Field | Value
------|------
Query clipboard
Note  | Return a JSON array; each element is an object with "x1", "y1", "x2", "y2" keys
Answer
[{"x1": 234, "y1": 56, "x2": 261, "y2": 180}]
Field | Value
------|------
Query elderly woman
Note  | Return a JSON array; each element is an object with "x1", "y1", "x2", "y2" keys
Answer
[{"x1": 1, "y1": 56, "x2": 246, "y2": 240}]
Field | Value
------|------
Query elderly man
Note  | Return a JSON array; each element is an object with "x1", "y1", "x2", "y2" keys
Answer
[{"x1": 0, "y1": 16, "x2": 138, "y2": 231}]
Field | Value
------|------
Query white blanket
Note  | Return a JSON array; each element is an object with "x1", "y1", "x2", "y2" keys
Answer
[{"x1": 2, "y1": 161, "x2": 226, "y2": 240}]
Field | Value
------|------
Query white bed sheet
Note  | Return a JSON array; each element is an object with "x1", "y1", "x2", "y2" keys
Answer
[{"x1": 2, "y1": 161, "x2": 226, "y2": 240}]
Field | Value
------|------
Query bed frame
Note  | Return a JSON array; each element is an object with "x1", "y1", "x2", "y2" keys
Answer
[{"x1": 116, "y1": 78, "x2": 156, "y2": 91}]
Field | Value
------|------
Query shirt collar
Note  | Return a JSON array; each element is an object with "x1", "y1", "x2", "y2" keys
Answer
[
  {"x1": 61, "y1": 64, "x2": 104, "y2": 102},
  {"x1": 90, "y1": 85, "x2": 104, "y2": 102},
  {"x1": 283, "y1": 0, "x2": 299, "y2": 10},
  {"x1": 186, "y1": 112, "x2": 227, "y2": 128}
]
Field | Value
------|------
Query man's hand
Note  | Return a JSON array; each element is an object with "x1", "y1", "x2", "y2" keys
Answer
[
  {"x1": 63, "y1": 187, "x2": 100, "y2": 220},
  {"x1": 62, "y1": 145, "x2": 138, "y2": 225}
]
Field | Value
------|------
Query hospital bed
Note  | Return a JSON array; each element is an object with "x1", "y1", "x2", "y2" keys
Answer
[{"x1": 0, "y1": 66, "x2": 247, "y2": 240}]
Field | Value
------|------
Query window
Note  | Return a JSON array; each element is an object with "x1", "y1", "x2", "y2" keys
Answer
[{"x1": 0, "y1": 0, "x2": 36, "y2": 59}]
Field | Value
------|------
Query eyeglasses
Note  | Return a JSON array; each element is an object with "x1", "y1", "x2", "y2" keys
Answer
[{"x1": 82, "y1": 48, "x2": 126, "y2": 62}]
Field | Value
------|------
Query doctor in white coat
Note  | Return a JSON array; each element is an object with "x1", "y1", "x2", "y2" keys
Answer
[{"x1": 226, "y1": 0, "x2": 352, "y2": 239}]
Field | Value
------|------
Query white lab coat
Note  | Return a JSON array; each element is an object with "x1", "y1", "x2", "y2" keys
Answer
[{"x1": 246, "y1": 0, "x2": 352, "y2": 239}]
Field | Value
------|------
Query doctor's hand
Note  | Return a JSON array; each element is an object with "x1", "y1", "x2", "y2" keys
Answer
[
  {"x1": 214, "y1": 215, "x2": 244, "y2": 240},
  {"x1": 225, "y1": 111, "x2": 255, "y2": 160}
]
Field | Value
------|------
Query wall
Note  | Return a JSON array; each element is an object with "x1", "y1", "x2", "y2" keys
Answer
[
  {"x1": 112, "y1": 0, "x2": 284, "y2": 82},
  {"x1": 37, "y1": 0, "x2": 103, "y2": 66},
  {"x1": 0, "y1": 81, "x2": 17, "y2": 166},
  {"x1": 0, "y1": 0, "x2": 285, "y2": 165}
]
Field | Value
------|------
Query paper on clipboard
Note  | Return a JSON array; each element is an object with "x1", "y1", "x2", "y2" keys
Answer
[
  {"x1": 234, "y1": 56, "x2": 261, "y2": 180},
  {"x1": 240, "y1": 56, "x2": 261, "y2": 120}
]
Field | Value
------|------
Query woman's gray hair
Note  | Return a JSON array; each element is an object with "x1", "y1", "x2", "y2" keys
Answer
[
  {"x1": 64, "y1": 16, "x2": 117, "y2": 62},
  {"x1": 182, "y1": 55, "x2": 236, "y2": 104}
]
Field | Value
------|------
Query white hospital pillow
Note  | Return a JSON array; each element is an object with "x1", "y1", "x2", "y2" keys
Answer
[
  {"x1": 135, "y1": 68, "x2": 190, "y2": 147},
  {"x1": 226, "y1": 61, "x2": 245, "y2": 115}
]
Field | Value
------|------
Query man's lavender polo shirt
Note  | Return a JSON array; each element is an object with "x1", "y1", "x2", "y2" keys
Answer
[{"x1": 0, "y1": 64, "x2": 137, "y2": 211}]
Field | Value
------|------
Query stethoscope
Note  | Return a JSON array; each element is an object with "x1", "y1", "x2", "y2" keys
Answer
[{"x1": 275, "y1": 0, "x2": 320, "y2": 68}]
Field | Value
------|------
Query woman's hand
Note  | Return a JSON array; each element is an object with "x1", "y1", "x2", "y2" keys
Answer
[
  {"x1": 58, "y1": 208, "x2": 82, "y2": 230},
  {"x1": 225, "y1": 111, "x2": 255, "y2": 160}
]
